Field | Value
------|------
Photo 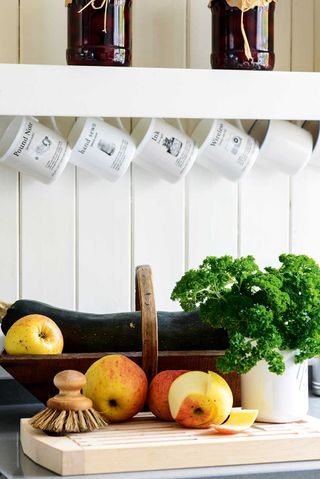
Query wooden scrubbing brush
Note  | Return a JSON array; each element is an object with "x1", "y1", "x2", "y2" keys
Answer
[{"x1": 30, "y1": 370, "x2": 109, "y2": 434}]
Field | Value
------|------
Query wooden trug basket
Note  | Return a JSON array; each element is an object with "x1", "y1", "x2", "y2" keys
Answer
[{"x1": 0, "y1": 265, "x2": 240, "y2": 405}]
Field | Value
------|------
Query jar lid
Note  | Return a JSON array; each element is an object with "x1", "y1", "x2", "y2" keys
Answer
[{"x1": 208, "y1": 0, "x2": 275, "y2": 8}]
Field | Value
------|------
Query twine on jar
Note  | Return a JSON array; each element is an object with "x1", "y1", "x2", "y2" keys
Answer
[
  {"x1": 208, "y1": 0, "x2": 275, "y2": 61},
  {"x1": 65, "y1": 0, "x2": 109, "y2": 33},
  {"x1": 79, "y1": 0, "x2": 109, "y2": 32}
]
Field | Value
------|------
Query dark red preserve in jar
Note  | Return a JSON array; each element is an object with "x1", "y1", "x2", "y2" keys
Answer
[
  {"x1": 67, "y1": 0, "x2": 132, "y2": 67},
  {"x1": 210, "y1": 0, "x2": 275, "y2": 70}
]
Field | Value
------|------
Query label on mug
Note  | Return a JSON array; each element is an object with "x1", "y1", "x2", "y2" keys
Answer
[
  {"x1": 72, "y1": 119, "x2": 134, "y2": 180},
  {"x1": 206, "y1": 120, "x2": 257, "y2": 173},
  {"x1": 4, "y1": 117, "x2": 69, "y2": 181},
  {"x1": 138, "y1": 119, "x2": 197, "y2": 181}
]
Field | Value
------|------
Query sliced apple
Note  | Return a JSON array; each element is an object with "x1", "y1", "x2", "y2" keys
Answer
[
  {"x1": 209, "y1": 408, "x2": 258, "y2": 435},
  {"x1": 207, "y1": 371, "x2": 233, "y2": 425},
  {"x1": 168, "y1": 370, "x2": 233, "y2": 429}
]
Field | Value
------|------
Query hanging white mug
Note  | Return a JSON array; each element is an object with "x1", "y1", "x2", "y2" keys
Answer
[
  {"x1": 131, "y1": 118, "x2": 198, "y2": 183},
  {"x1": 249, "y1": 120, "x2": 313, "y2": 175},
  {"x1": 68, "y1": 117, "x2": 136, "y2": 182},
  {"x1": 192, "y1": 118, "x2": 259, "y2": 181},
  {"x1": 0, "y1": 116, "x2": 71, "y2": 184},
  {"x1": 302, "y1": 120, "x2": 320, "y2": 168}
]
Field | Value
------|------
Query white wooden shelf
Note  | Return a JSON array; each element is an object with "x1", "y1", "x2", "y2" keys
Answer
[{"x1": 0, "y1": 64, "x2": 319, "y2": 120}]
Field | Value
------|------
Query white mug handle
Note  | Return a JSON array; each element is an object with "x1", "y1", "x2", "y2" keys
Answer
[
  {"x1": 96, "y1": 117, "x2": 126, "y2": 132},
  {"x1": 115, "y1": 117, "x2": 128, "y2": 133},
  {"x1": 161, "y1": 118, "x2": 186, "y2": 134},
  {"x1": 234, "y1": 119, "x2": 246, "y2": 133},
  {"x1": 49, "y1": 116, "x2": 63, "y2": 136},
  {"x1": 31, "y1": 116, "x2": 63, "y2": 136},
  {"x1": 173, "y1": 118, "x2": 186, "y2": 134}
]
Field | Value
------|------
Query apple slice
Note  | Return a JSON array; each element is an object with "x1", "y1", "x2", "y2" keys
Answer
[
  {"x1": 209, "y1": 408, "x2": 258, "y2": 435},
  {"x1": 168, "y1": 370, "x2": 233, "y2": 429},
  {"x1": 148, "y1": 370, "x2": 190, "y2": 421},
  {"x1": 207, "y1": 371, "x2": 233, "y2": 425}
]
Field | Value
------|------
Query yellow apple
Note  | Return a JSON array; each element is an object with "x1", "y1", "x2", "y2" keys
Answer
[
  {"x1": 208, "y1": 408, "x2": 258, "y2": 435},
  {"x1": 148, "y1": 370, "x2": 189, "y2": 421},
  {"x1": 4, "y1": 314, "x2": 64, "y2": 355},
  {"x1": 83, "y1": 354, "x2": 148, "y2": 423},
  {"x1": 168, "y1": 370, "x2": 233, "y2": 428}
]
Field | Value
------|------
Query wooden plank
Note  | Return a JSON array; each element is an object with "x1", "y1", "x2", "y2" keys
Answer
[
  {"x1": 187, "y1": 0, "x2": 238, "y2": 269},
  {"x1": 20, "y1": 0, "x2": 67, "y2": 65},
  {"x1": 132, "y1": 0, "x2": 187, "y2": 311},
  {"x1": 0, "y1": 352, "x2": 240, "y2": 405},
  {"x1": 239, "y1": 1, "x2": 292, "y2": 268},
  {"x1": 239, "y1": 170, "x2": 290, "y2": 267},
  {"x1": 19, "y1": 165, "x2": 76, "y2": 309},
  {"x1": 19, "y1": 2, "x2": 76, "y2": 310},
  {"x1": 292, "y1": 0, "x2": 314, "y2": 72},
  {"x1": 315, "y1": 0, "x2": 320, "y2": 72},
  {"x1": 186, "y1": 0, "x2": 211, "y2": 70},
  {"x1": 291, "y1": 167, "x2": 320, "y2": 263},
  {"x1": 132, "y1": 0, "x2": 186, "y2": 68},
  {"x1": 187, "y1": 168, "x2": 238, "y2": 267},
  {"x1": 0, "y1": 1, "x2": 19, "y2": 297},
  {"x1": 0, "y1": 0, "x2": 19, "y2": 64},
  {"x1": 290, "y1": 0, "x2": 320, "y2": 260},
  {"x1": 77, "y1": 169, "x2": 131, "y2": 313},
  {"x1": 274, "y1": 0, "x2": 292, "y2": 72},
  {"x1": 0, "y1": 0, "x2": 19, "y2": 379},
  {"x1": 20, "y1": 416, "x2": 320, "y2": 476}
]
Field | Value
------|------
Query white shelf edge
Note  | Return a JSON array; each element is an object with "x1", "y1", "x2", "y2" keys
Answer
[{"x1": 0, "y1": 64, "x2": 319, "y2": 119}]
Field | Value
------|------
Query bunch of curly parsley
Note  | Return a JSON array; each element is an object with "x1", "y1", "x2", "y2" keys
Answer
[{"x1": 171, "y1": 254, "x2": 320, "y2": 375}]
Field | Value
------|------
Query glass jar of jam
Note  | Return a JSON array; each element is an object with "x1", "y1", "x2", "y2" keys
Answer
[
  {"x1": 210, "y1": 0, "x2": 275, "y2": 70},
  {"x1": 66, "y1": 0, "x2": 132, "y2": 67}
]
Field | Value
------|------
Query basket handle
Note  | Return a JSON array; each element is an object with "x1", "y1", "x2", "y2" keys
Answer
[{"x1": 135, "y1": 265, "x2": 158, "y2": 382}]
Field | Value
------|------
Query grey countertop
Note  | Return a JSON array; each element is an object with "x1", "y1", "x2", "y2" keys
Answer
[{"x1": 1, "y1": 381, "x2": 320, "y2": 479}]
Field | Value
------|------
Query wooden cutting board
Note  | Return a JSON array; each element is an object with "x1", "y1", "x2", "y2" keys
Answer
[{"x1": 21, "y1": 413, "x2": 320, "y2": 476}]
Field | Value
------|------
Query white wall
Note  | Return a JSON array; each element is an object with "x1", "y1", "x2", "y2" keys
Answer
[{"x1": 1, "y1": 0, "x2": 320, "y2": 377}]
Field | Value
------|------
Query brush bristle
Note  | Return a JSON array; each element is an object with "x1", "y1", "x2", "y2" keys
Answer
[{"x1": 30, "y1": 408, "x2": 109, "y2": 434}]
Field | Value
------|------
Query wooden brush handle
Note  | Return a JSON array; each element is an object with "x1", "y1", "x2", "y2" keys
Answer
[{"x1": 47, "y1": 370, "x2": 93, "y2": 411}]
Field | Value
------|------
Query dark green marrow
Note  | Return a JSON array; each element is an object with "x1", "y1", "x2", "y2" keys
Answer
[{"x1": 0, "y1": 300, "x2": 228, "y2": 353}]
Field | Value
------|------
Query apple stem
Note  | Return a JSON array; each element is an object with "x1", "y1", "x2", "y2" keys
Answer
[{"x1": 0, "y1": 301, "x2": 11, "y2": 323}]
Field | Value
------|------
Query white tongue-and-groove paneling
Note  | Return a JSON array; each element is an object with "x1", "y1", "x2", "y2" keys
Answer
[
  {"x1": 77, "y1": 170, "x2": 131, "y2": 313},
  {"x1": 19, "y1": 0, "x2": 76, "y2": 310},
  {"x1": 239, "y1": 0, "x2": 292, "y2": 269},
  {"x1": 290, "y1": 0, "x2": 320, "y2": 262},
  {"x1": 0, "y1": 0, "x2": 19, "y2": 377},
  {"x1": 186, "y1": 0, "x2": 238, "y2": 271},
  {"x1": 132, "y1": 0, "x2": 187, "y2": 311},
  {"x1": 0, "y1": 1, "x2": 318, "y2": 336},
  {"x1": 0, "y1": 0, "x2": 19, "y2": 302},
  {"x1": 20, "y1": 0, "x2": 67, "y2": 65}
]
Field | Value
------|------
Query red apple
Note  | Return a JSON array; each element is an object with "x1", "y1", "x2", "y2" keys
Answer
[{"x1": 148, "y1": 370, "x2": 189, "y2": 420}]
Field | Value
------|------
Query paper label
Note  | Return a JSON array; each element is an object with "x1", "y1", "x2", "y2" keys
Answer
[
  {"x1": 200, "y1": 120, "x2": 258, "y2": 176},
  {"x1": 5, "y1": 118, "x2": 69, "y2": 181},
  {"x1": 72, "y1": 119, "x2": 135, "y2": 180},
  {"x1": 138, "y1": 120, "x2": 197, "y2": 180}
]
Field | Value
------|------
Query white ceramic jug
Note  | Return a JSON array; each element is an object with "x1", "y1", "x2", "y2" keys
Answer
[{"x1": 241, "y1": 351, "x2": 308, "y2": 423}]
